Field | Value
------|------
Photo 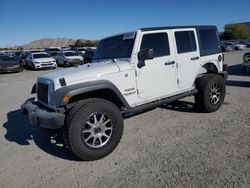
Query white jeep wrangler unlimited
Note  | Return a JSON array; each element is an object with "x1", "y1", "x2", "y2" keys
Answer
[{"x1": 21, "y1": 26, "x2": 228, "y2": 161}]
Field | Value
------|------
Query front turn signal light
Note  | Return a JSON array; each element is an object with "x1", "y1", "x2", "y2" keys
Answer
[{"x1": 63, "y1": 96, "x2": 69, "y2": 103}]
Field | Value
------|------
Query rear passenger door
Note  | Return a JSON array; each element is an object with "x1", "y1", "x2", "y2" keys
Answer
[{"x1": 173, "y1": 29, "x2": 200, "y2": 89}]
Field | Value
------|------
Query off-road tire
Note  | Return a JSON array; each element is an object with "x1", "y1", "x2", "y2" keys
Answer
[
  {"x1": 66, "y1": 98, "x2": 124, "y2": 161},
  {"x1": 195, "y1": 74, "x2": 226, "y2": 113},
  {"x1": 62, "y1": 102, "x2": 84, "y2": 150}
]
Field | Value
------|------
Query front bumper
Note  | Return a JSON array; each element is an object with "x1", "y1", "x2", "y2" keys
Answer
[
  {"x1": 0, "y1": 66, "x2": 23, "y2": 73},
  {"x1": 34, "y1": 62, "x2": 57, "y2": 69},
  {"x1": 65, "y1": 59, "x2": 82, "y2": 66},
  {"x1": 21, "y1": 99, "x2": 65, "y2": 129}
]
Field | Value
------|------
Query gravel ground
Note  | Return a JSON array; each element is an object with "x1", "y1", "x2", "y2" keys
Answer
[{"x1": 0, "y1": 51, "x2": 249, "y2": 188}]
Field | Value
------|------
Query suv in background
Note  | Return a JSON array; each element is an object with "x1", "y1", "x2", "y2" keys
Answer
[
  {"x1": 22, "y1": 25, "x2": 227, "y2": 161},
  {"x1": 55, "y1": 50, "x2": 83, "y2": 67},
  {"x1": 26, "y1": 52, "x2": 57, "y2": 70},
  {"x1": 81, "y1": 49, "x2": 95, "y2": 63},
  {"x1": 19, "y1": 51, "x2": 30, "y2": 66}
]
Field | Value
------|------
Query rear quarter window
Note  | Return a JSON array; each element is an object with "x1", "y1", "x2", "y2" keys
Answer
[{"x1": 197, "y1": 29, "x2": 221, "y2": 56}]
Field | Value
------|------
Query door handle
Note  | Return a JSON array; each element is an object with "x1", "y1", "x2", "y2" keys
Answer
[
  {"x1": 191, "y1": 56, "x2": 199, "y2": 61},
  {"x1": 165, "y1": 61, "x2": 175, "y2": 66}
]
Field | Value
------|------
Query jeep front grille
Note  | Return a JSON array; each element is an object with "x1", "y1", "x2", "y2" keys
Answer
[{"x1": 37, "y1": 82, "x2": 48, "y2": 104}]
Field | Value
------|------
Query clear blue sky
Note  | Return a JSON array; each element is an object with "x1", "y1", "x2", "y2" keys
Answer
[{"x1": 0, "y1": 0, "x2": 249, "y2": 47}]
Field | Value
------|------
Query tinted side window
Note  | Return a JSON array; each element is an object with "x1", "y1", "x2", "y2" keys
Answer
[
  {"x1": 175, "y1": 31, "x2": 197, "y2": 54},
  {"x1": 199, "y1": 29, "x2": 219, "y2": 51},
  {"x1": 140, "y1": 33, "x2": 170, "y2": 57},
  {"x1": 198, "y1": 29, "x2": 221, "y2": 56}
]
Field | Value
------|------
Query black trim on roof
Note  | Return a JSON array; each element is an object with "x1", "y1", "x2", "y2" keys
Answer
[{"x1": 140, "y1": 25, "x2": 217, "y2": 31}]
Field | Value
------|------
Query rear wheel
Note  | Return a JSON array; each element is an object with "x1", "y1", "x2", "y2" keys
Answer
[
  {"x1": 65, "y1": 98, "x2": 124, "y2": 161},
  {"x1": 195, "y1": 74, "x2": 226, "y2": 112}
]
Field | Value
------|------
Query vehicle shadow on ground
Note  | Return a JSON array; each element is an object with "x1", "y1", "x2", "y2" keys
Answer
[
  {"x1": 3, "y1": 109, "x2": 78, "y2": 161},
  {"x1": 160, "y1": 100, "x2": 197, "y2": 113},
  {"x1": 228, "y1": 64, "x2": 248, "y2": 76},
  {"x1": 226, "y1": 80, "x2": 250, "y2": 88}
]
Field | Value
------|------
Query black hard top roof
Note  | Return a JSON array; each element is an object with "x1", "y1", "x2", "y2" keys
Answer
[{"x1": 140, "y1": 25, "x2": 217, "y2": 31}]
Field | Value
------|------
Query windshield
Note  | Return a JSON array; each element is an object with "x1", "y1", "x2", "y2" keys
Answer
[
  {"x1": 64, "y1": 52, "x2": 78, "y2": 56},
  {"x1": 33, "y1": 53, "x2": 50, "y2": 58},
  {"x1": 49, "y1": 52, "x2": 58, "y2": 56},
  {"x1": 93, "y1": 32, "x2": 136, "y2": 60}
]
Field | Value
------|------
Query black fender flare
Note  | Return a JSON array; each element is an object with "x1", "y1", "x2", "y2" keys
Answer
[{"x1": 50, "y1": 80, "x2": 130, "y2": 108}]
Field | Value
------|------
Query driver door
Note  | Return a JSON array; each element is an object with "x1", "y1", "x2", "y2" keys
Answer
[{"x1": 135, "y1": 31, "x2": 177, "y2": 100}]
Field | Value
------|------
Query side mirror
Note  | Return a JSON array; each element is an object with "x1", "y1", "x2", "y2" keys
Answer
[
  {"x1": 137, "y1": 48, "x2": 154, "y2": 68},
  {"x1": 138, "y1": 48, "x2": 154, "y2": 61}
]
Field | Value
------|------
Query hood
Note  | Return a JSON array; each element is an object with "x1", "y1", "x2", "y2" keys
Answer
[
  {"x1": 39, "y1": 59, "x2": 131, "y2": 87},
  {"x1": 0, "y1": 58, "x2": 19, "y2": 66},
  {"x1": 0, "y1": 61, "x2": 20, "y2": 66},
  {"x1": 34, "y1": 57, "x2": 55, "y2": 63}
]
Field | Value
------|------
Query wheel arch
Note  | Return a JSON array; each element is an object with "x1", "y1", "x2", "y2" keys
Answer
[
  {"x1": 50, "y1": 80, "x2": 130, "y2": 111},
  {"x1": 199, "y1": 62, "x2": 219, "y2": 75},
  {"x1": 68, "y1": 88, "x2": 127, "y2": 111}
]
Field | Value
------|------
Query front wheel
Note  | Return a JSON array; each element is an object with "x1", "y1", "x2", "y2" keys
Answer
[
  {"x1": 32, "y1": 63, "x2": 36, "y2": 70},
  {"x1": 65, "y1": 98, "x2": 124, "y2": 161},
  {"x1": 195, "y1": 74, "x2": 226, "y2": 113}
]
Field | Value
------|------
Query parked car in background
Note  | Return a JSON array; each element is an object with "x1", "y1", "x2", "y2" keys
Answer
[
  {"x1": 48, "y1": 51, "x2": 59, "y2": 58},
  {"x1": 14, "y1": 51, "x2": 22, "y2": 58},
  {"x1": 82, "y1": 49, "x2": 95, "y2": 63},
  {"x1": 0, "y1": 54, "x2": 23, "y2": 73},
  {"x1": 76, "y1": 48, "x2": 86, "y2": 57},
  {"x1": 26, "y1": 52, "x2": 57, "y2": 70},
  {"x1": 44, "y1": 47, "x2": 61, "y2": 53},
  {"x1": 238, "y1": 40, "x2": 250, "y2": 48},
  {"x1": 55, "y1": 50, "x2": 83, "y2": 67},
  {"x1": 19, "y1": 51, "x2": 30, "y2": 66},
  {"x1": 220, "y1": 43, "x2": 234, "y2": 52},
  {"x1": 234, "y1": 43, "x2": 246, "y2": 50},
  {"x1": 242, "y1": 52, "x2": 250, "y2": 73},
  {"x1": 222, "y1": 42, "x2": 246, "y2": 51}
]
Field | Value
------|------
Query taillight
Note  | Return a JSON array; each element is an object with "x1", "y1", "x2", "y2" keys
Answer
[{"x1": 218, "y1": 55, "x2": 222, "y2": 62}]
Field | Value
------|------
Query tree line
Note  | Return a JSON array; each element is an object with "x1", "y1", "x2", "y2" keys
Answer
[
  {"x1": 73, "y1": 40, "x2": 98, "y2": 47},
  {"x1": 220, "y1": 24, "x2": 250, "y2": 40}
]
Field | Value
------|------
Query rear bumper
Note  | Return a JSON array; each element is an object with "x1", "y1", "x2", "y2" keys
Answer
[
  {"x1": 242, "y1": 62, "x2": 250, "y2": 67},
  {"x1": 21, "y1": 99, "x2": 65, "y2": 129},
  {"x1": 219, "y1": 64, "x2": 228, "y2": 80}
]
